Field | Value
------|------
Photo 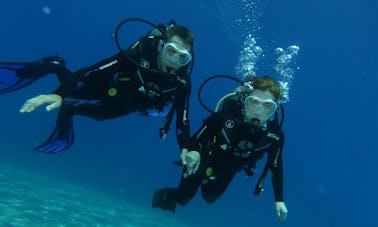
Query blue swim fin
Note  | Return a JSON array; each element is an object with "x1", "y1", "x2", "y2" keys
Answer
[
  {"x1": 0, "y1": 56, "x2": 66, "y2": 94},
  {"x1": 34, "y1": 103, "x2": 75, "y2": 154}
]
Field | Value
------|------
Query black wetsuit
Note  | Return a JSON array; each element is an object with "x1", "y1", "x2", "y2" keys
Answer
[
  {"x1": 152, "y1": 98, "x2": 284, "y2": 211},
  {"x1": 40, "y1": 35, "x2": 191, "y2": 152}
]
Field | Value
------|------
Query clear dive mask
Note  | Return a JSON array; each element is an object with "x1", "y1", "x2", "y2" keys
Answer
[
  {"x1": 244, "y1": 95, "x2": 278, "y2": 117},
  {"x1": 162, "y1": 42, "x2": 192, "y2": 67}
]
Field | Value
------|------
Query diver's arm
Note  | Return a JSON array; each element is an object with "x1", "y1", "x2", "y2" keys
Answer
[
  {"x1": 20, "y1": 52, "x2": 135, "y2": 113},
  {"x1": 268, "y1": 131, "x2": 288, "y2": 222},
  {"x1": 269, "y1": 133, "x2": 285, "y2": 202},
  {"x1": 175, "y1": 83, "x2": 191, "y2": 151},
  {"x1": 174, "y1": 84, "x2": 194, "y2": 175},
  {"x1": 53, "y1": 52, "x2": 130, "y2": 98},
  {"x1": 52, "y1": 76, "x2": 79, "y2": 99},
  {"x1": 34, "y1": 53, "x2": 126, "y2": 111}
]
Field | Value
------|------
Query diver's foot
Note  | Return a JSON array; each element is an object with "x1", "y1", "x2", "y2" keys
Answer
[{"x1": 152, "y1": 188, "x2": 177, "y2": 212}]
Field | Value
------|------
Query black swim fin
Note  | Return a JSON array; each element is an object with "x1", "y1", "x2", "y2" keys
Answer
[
  {"x1": 0, "y1": 56, "x2": 66, "y2": 94},
  {"x1": 152, "y1": 188, "x2": 177, "y2": 212},
  {"x1": 34, "y1": 103, "x2": 75, "y2": 154}
]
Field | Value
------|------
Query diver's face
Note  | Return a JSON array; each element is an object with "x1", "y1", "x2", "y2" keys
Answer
[
  {"x1": 243, "y1": 89, "x2": 277, "y2": 126},
  {"x1": 158, "y1": 36, "x2": 192, "y2": 71}
]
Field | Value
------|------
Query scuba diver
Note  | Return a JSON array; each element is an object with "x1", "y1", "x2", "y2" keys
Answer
[
  {"x1": 0, "y1": 18, "x2": 194, "y2": 153},
  {"x1": 152, "y1": 75, "x2": 288, "y2": 223}
]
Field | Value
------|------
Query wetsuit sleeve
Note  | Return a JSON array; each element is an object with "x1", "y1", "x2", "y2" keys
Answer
[
  {"x1": 52, "y1": 51, "x2": 133, "y2": 98},
  {"x1": 52, "y1": 71, "x2": 79, "y2": 98},
  {"x1": 174, "y1": 82, "x2": 191, "y2": 150},
  {"x1": 268, "y1": 131, "x2": 285, "y2": 202}
]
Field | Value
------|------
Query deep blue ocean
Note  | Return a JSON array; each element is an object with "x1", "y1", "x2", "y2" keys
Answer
[{"x1": 0, "y1": 0, "x2": 377, "y2": 226}]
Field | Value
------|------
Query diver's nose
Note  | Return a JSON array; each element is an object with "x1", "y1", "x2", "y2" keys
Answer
[{"x1": 255, "y1": 105, "x2": 263, "y2": 116}]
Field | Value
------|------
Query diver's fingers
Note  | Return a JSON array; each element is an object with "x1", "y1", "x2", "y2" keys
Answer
[
  {"x1": 187, "y1": 151, "x2": 200, "y2": 174},
  {"x1": 187, "y1": 160, "x2": 200, "y2": 176},
  {"x1": 193, "y1": 161, "x2": 200, "y2": 174},
  {"x1": 46, "y1": 94, "x2": 62, "y2": 111},
  {"x1": 275, "y1": 202, "x2": 288, "y2": 223},
  {"x1": 20, "y1": 94, "x2": 62, "y2": 113},
  {"x1": 46, "y1": 100, "x2": 62, "y2": 111},
  {"x1": 187, "y1": 166, "x2": 194, "y2": 175},
  {"x1": 180, "y1": 148, "x2": 189, "y2": 165},
  {"x1": 187, "y1": 163, "x2": 197, "y2": 175},
  {"x1": 185, "y1": 168, "x2": 193, "y2": 178},
  {"x1": 19, "y1": 96, "x2": 44, "y2": 113}
]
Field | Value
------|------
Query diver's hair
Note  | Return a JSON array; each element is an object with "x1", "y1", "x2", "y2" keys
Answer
[
  {"x1": 163, "y1": 25, "x2": 194, "y2": 51},
  {"x1": 245, "y1": 75, "x2": 282, "y2": 102}
]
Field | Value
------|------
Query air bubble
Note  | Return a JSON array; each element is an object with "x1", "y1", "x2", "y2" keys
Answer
[{"x1": 42, "y1": 6, "x2": 51, "y2": 15}]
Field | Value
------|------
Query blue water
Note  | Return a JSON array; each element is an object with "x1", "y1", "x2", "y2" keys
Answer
[{"x1": 1, "y1": 0, "x2": 377, "y2": 226}]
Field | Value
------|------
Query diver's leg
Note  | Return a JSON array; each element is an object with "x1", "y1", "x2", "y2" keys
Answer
[
  {"x1": 152, "y1": 169, "x2": 201, "y2": 212},
  {"x1": 0, "y1": 56, "x2": 71, "y2": 94},
  {"x1": 201, "y1": 168, "x2": 237, "y2": 204}
]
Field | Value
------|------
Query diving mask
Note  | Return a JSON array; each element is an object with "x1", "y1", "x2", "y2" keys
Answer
[
  {"x1": 244, "y1": 95, "x2": 278, "y2": 117},
  {"x1": 162, "y1": 42, "x2": 192, "y2": 67}
]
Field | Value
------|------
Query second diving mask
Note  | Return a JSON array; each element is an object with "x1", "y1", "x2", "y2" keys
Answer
[
  {"x1": 162, "y1": 42, "x2": 192, "y2": 67},
  {"x1": 244, "y1": 95, "x2": 278, "y2": 117}
]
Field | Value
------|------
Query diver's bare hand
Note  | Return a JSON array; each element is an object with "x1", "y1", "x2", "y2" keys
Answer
[
  {"x1": 19, "y1": 94, "x2": 62, "y2": 113},
  {"x1": 181, "y1": 148, "x2": 201, "y2": 178},
  {"x1": 275, "y1": 201, "x2": 288, "y2": 223}
]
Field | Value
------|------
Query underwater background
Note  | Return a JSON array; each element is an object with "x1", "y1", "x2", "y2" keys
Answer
[{"x1": 0, "y1": 0, "x2": 377, "y2": 226}]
